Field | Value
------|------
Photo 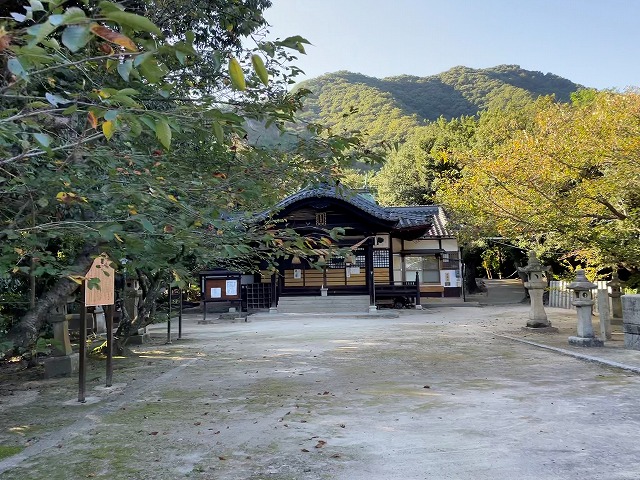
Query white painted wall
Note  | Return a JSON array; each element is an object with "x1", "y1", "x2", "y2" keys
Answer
[
  {"x1": 441, "y1": 239, "x2": 458, "y2": 251},
  {"x1": 403, "y1": 239, "x2": 440, "y2": 250},
  {"x1": 440, "y1": 270, "x2": 459, "y2": 288}
]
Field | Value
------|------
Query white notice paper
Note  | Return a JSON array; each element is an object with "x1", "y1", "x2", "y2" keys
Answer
[
  {"x1": 210, "y1": 287, "x2": 222, "y2": 298},
  {"x1": 226, "y1": 280, "x2": 238, "y2": 296}
]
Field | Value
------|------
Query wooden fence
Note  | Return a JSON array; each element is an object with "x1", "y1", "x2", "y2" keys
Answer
[{"x1": 548, "y1": 280, "x2": 610, "y2": 313}]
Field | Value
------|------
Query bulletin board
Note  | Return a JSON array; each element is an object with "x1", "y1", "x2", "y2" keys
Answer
[{"x1": 204, "y1": 278, "x2": 241, "y2": 301}]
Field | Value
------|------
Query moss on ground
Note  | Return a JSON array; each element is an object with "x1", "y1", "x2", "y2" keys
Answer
[{"x1": 0, "y1": 445, "x2": 23, "y2": 460}]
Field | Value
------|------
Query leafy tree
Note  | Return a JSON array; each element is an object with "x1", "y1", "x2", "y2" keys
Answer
[
  {"x1": 437, "y1": 90, "x2": 640, "y2": 277},
  {"x1": 372, "y1": 116, "x2": 476, "y2": 205},
  {"x1": 0, "y1": 0, "x2": 354, "y2": 353}
]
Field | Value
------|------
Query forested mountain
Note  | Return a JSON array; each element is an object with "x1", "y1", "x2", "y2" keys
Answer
[{"x1": 294, "y1": 65, "x2": 583, "y2": 147}]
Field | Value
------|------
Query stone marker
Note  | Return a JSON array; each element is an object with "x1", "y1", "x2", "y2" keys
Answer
[
  {"x1": 608, "y1": 272, "x2": 624, "y2": 324},
  {"x1": 597, "y1": 289, "x2": 612, "y2": 340},
  {"x1": 43, "y1": 302, "x2": 79, "y2": 378},
  {"x1": 518, "y1": 251, "x2": 554, "y2": 329},
  {"x1": 622, "y1": 294, "x2": 640, "y2": 350},
  {"x1": 567, "y1": 270, "x2": 603, "y2": 347}
]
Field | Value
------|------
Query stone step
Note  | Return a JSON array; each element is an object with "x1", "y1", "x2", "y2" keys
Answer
[{"x1": 277, "y1": 295, "x2": 370, "y2": 313}]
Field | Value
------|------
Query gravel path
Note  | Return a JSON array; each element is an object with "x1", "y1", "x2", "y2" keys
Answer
[{"x1": 1, "y1": 305, "x2": 640, "y2": 479}]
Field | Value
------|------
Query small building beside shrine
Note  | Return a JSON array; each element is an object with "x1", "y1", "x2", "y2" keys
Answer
[{"x1": 239, "y1": 184, "x2": 461, "y2": 312}]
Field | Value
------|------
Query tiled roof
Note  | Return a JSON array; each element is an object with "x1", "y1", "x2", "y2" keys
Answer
[
  {"x1": 269, "y1": 184, "x2": 399, "y2": 222},
  {"x1": 258, "y1": 185, "x2": 454, "y2": 236},
  {"x1": 386, "y1": 205, "x2": 453, "y2": 238}
]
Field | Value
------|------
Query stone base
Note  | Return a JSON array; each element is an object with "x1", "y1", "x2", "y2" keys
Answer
[
  {"x1": 368, "y1": 305, "x2": 378, "y2": 314},
  {"x1": 127, "y1": 333, "x2": 150, "y2": 345},
  {"x1": 624, "y1": 333, "x2": 640, "y2": 350},
  {"x1": 521, "y1": 326, "x2": 559, "y2": 333},
  {"x1": 269, "y1": 307, "x2": 278, "y2": 314},
  {"x1": 414, "y1": 305, "x2": 423, "y2": 310},
  {"x1": 526, "y1": 320, "x2": 552, "y2": 328},
  {"x1": 43, "y1": 353, "x2": 79, "y2": 378},
  {"x1": 568, "y1": 336, "x2": 604, "y2": 347},
  {"x1": 197, "y1": 319, "x2": 216, "y2": 325},
  {"x1": 218, "y1": 312, "x2": 248, "y2": 321}
]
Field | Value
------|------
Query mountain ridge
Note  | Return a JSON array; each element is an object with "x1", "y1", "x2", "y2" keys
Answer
[{"x1": 293, "y1": 64, "x2": 584, "y2": 147}]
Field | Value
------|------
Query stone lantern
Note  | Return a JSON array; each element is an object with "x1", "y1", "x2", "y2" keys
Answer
[
  {"x1": 607, "y1": 271, "x2": 624, "y2": 323},
  {"x1": 567, "y1": 270, "x2": 603, "y2": 347},
  {"x1": 518, "y1": 251, "x2": 552, "y2": 329}
]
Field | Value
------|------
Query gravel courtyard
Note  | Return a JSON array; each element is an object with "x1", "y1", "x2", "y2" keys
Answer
[{"x1": 1, "y1": 305, "x2": 640, "y2": 480}]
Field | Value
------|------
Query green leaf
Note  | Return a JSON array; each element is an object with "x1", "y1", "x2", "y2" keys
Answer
[
  {"x1": 61, "y1": 7, "x2": 87, "y2": 25},
  {"x1": 175, "y1": 50, "x2": 186, "y2": 66},
  {"x1": 127, "y1": 116, "x2": 142, "y2": 137},
  {"x1": 61, "y1": 25, "x2": 91, "y2": 52},
  {"x1": 99, "y1": 223, "x2": 123, "y2": 240},
  {"x1": 33, "y1": 133, "x2": 50, "y2": 147},
  {"x1": 251, "y1": 54, "x2": 268, "y2": 86},
  {"x1": 228, "y1": 57, "x2": 246, "y2": 91},
  {"x1": 212, "y1": 122, "x2": 224, "y2": 143},
  {"x1": 103, "y1": 10, "x2": 162, "y2": 35},
  {"x1": 139, "y1": 115, "x2": 156, "y2": 131},
  {"x1": 133, "y1": 51, "x2": 153, "y2": 67},
  {"x1": 50, "y1": 7, "x2": 87, "y2": 26},
  {"x1": 104, "y1": 110, "x2": 118, "y2": 121},
  {"x1": 29, "y1": 0, "x2": 44, "y2": 12},
  {"x1": 45, "y1": 93, "x2": 71, "y2": 107},
  {"x1": 134, "y1": 215, "x2": 154, "y2": 232},
  {"x1": 138, "y1": 58, "x2": 166, "y2": 84},
  {"x1": 10, "y1": 12, "x2": 27, "y2": 22},
  {"x1": 117, "y1": 59, "x2": 133, "y2": 81},
  {"x1": 62, "y1": 104, "x2": 78, "y2": 114},
  {"x1": 7, "y1": 58, "x2": 28, "y2": 80},
  {"x1": 155, "y1": 119, "x2": 171, "y2": 149},
  {"x1": 26, "y1": 21, "x2": 57, "y2": 46},
  {"x1": 98, "y1": 1, "x2": 125, "y2": 13},
  {"x1": 277, "y1": 35, "x2": 311, "y2": 54}
]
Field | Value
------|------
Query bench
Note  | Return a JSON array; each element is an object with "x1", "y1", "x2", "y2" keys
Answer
[{"x1": 420, "y1": 285, "x2": 445, "y2": 297}]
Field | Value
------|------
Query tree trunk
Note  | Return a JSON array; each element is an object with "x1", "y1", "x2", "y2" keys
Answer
[
  {"x1": 114, "y1": 270, "x2": 164, "y2": 351},
  {"x1": 8, "y1": 246, "x2": 98, "y2": 349},
  {"x1": 462, "y1": 247, "x2": 482, "y2": 294}
]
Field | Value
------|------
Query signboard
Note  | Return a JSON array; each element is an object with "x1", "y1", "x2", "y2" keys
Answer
[
  {"x1": 85, "y1": 255, "x2": 115, "y2": 306},
  {"x1": 204, "y1": 277, "x2": 241, "y2": 300},
  {"x1": 225, "y1": 280, "x2": 238, "y2": 296}
]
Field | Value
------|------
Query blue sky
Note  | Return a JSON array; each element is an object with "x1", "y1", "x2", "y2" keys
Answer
[{"x1": 263, "y1": 0, "x2": 638, "y2": 90}]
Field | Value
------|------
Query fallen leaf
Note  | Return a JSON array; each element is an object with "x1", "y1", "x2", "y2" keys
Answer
[
  {"x1": 194, "y1": 422, "x2": 201, "y2": 426},
  {"x1": 331, "y1": 453, "x2": 341, "y2": 458},
  {"x1": 423, "y1": 385, "x2": 431, "y2": 389},
  {"x1": 218, "y1": 456, "x2": 226, "y2": 460},
  {"x1": 315, "y1": 440, "x2": 327, "y2": 449},
  {"x1": 301, "y1": 448, "x2": 310, "y2": 453},
  {"x1": 149, "y1": 431, "x2": 158, "y2": 435}
]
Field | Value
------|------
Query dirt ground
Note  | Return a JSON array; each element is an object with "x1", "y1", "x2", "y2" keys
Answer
[{"x1": 1, "y1": 305, "x2": 640, "y2": 480}]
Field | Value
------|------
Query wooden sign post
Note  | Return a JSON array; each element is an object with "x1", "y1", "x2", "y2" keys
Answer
[{"x1": 79, "y1": 255, "x2": 115, "y2": 402}]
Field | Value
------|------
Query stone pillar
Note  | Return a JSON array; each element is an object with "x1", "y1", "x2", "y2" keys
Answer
[
  {"x1": 568, "y1": 270, "x2": 603, "y2": 347},
  {"x1": 518, "y1": 251, "x2": 553, "y2": 329},
  {"x1": 123, "y1": 279, "x2": 141, "y2": 322},
  {"x1": 608, "y1": 272, "x2": 624, "y2": 324},
  {"x1": 597, "y1": 289, "x2": 611, "y2": 340},
  {"x1": 43, "y1": 302, "x2": 79, "y2": 378},
  {"x1": 622, "y1": 294, "x2": 640, "y2": 350}
]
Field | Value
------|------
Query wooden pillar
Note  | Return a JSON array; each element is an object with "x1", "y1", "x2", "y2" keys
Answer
[
  {"x1": 270, "y1": 272, "x2": 277, "y2": 308},
  {"x1": 366, "y1": 240, "x2": 375, "y2": 305}
]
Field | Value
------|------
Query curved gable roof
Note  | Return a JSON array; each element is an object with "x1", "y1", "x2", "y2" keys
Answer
[{"x1": 259, "y1": 185, "x2": 436, "y2": 235}]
